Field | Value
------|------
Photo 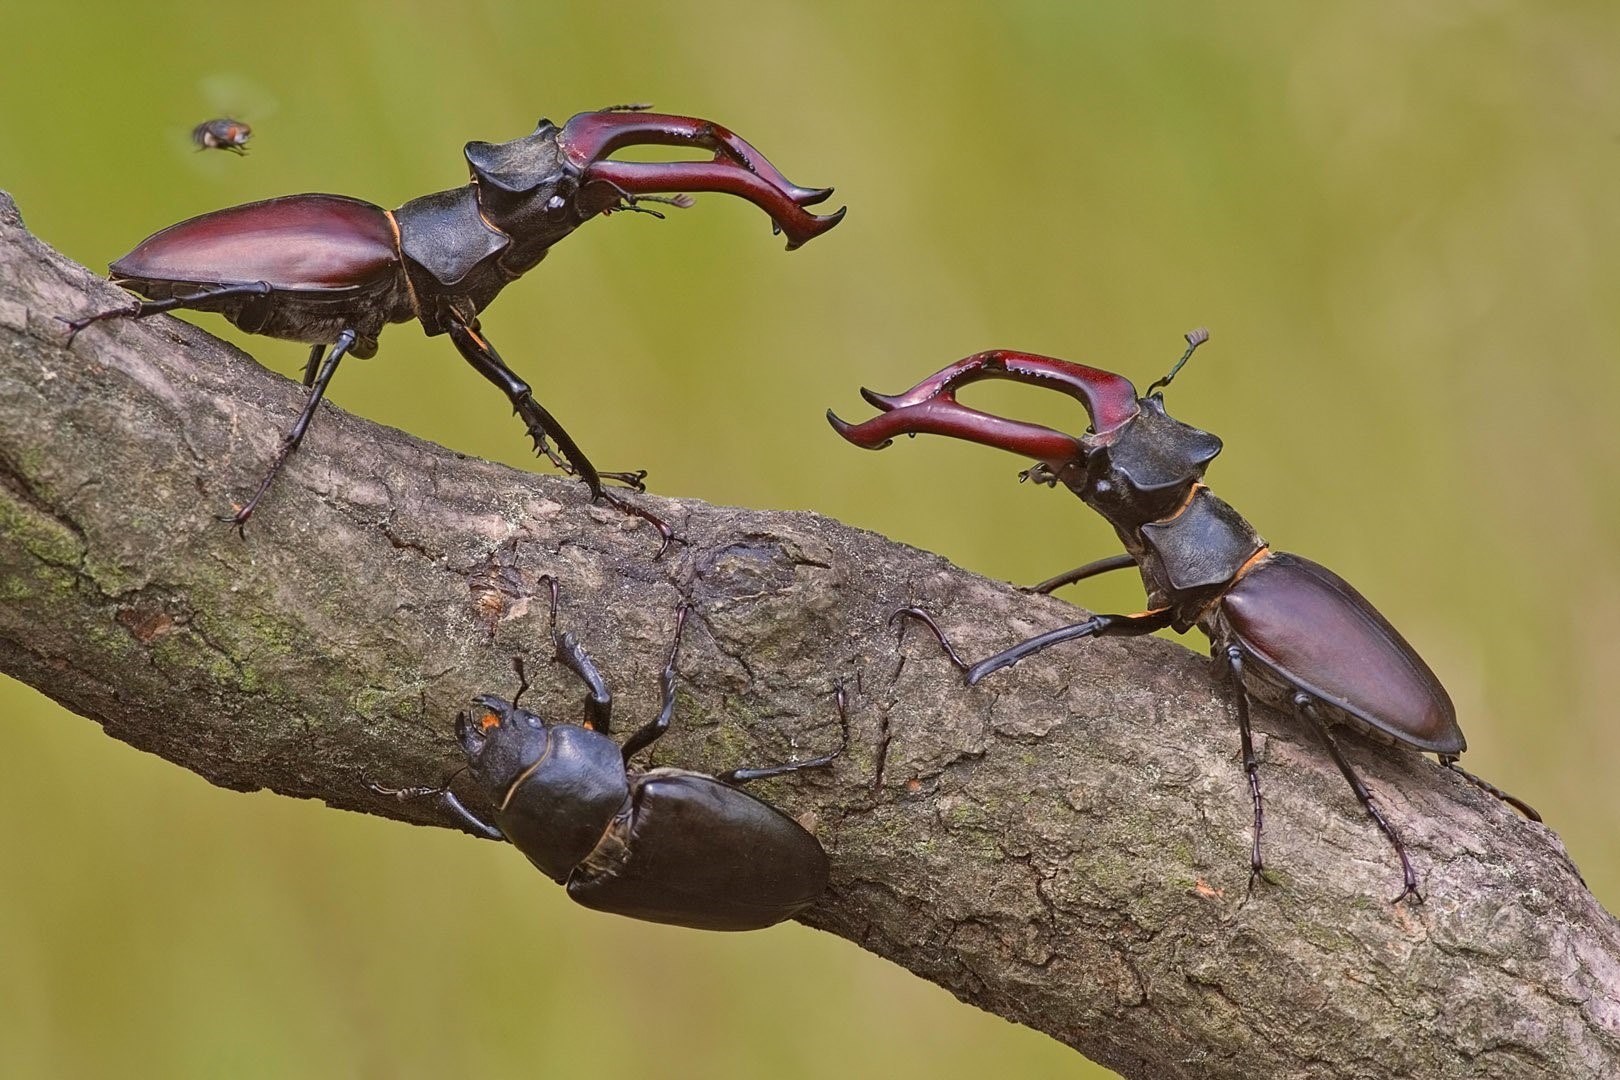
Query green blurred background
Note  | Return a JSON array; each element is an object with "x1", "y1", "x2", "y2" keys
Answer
[{"x1": 2, "y1": 2, "x2": 1616, "y2": 1077}]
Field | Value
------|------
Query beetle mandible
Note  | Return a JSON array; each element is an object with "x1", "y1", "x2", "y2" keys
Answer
[
  {"x1": 374, "y1": 577, "x2": 847, "y2": 930},
  {"x1": 828, "y1": 331, "x2": 1539, "y2": 901},
  {"x1": 66, "y1": 105, "x2": 845, "y2": 551}
]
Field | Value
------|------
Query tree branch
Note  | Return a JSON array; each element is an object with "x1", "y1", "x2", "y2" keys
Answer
[{"x1": 2, "y1": 191, "x2": 1615, "y2": 1080}]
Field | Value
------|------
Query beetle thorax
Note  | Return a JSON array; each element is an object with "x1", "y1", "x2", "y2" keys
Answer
[
  {"x1": 487, "y1": 724, "x2": 631, "y2": 884},
  {"x1": 463, "y1": 121, "x2": 595, "y2": 272}
]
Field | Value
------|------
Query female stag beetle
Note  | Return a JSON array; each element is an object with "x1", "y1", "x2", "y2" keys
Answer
[
  {"x1": 828, "y1": 331, "x2": 1539, "y2": 901},
  {"x1": 65, "y1": 105, "x2": 845, "y2": 550},
  {"x1": 374, "y1": 577, "x2": 847, "y2": 930}
]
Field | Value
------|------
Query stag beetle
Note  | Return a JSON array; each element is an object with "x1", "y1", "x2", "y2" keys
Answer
[
  {"x1": 829, "y1": 331, "x2": 1539, "y2": 901},
  {"x1": 374, "y1": 577, "x2": 847, "y2": 930},
  {"x1": 66, "y1": 105, "x2": 845, "y2": 550}
]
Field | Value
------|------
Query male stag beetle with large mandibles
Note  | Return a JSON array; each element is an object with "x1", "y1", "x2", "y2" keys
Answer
[
  {"x1": 64, "y1": 105, "x2": 845, "y2": 551},
  {"x1": 829, "y1": 331, "x2": 1539, "y2": 902},
  {"x1": 373, "y1": 577, "x2": 848, "y2": 930}
]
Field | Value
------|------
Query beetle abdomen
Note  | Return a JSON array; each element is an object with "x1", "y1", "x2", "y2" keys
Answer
[
  {"x1": 567, "y1": 770, "x2": 829, "y2": 931},
  {"x1": 110, "y1": 194, "x2": 400, "y2": 292},
  {"x1": 1219, "y1": 552, "x2": 1465, "y2": 753}
]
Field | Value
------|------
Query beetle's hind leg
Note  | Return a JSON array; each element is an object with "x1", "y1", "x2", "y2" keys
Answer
[
  {"x1": 62, "y1": 280, "x2": 273, "y2": 343},
  {"x1": 1296, "y1": 693, "x2": 1421, "y2": 903},
  {"x1": 716, "y1": 683, "x2": 849, "y2": 785},
  {"x1": 1439, "y1": 756, "x2": 1542, "y2": 822}
]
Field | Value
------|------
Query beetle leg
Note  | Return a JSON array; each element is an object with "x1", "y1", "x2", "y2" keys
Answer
[
  {"x1": 1296, "y1": 694, "x2": 1421, "y2": 904},
  {"x1": 1024, "y1": 553, "x2": 1138, "y2": 595},
  {"x1": 1438, "y1": 756, "x2": 1542, "y2": 822},
  {"x1": 619, "y1": 605, "x2": 690, "y2": 762},
  {"x1": 223, "y1": 328, "x2": 355, "y2": 534},
  {"x1": 556, "y1": 629, "x2": 613, "y2": 731},
  {"x1": 1222, "y1": 645, "x2": 1267, "y2": 891},
  {"x1": 445, "y1": 317, "x2": 673, "y2": 556},
  {"x1": 898, "y1": 608, "x2": 1175, "y2": 686},
  {"x1": 300, "y1": 343, "x2": 325, "y2": 388},
  {"x1": 367, "y1": 777, "x2": 506, "y2": 840},
  {"x1": 445, "y1": 317, "x2": 605, "y2": 492},
  {"x1": 716, "y1": 682, "x2": 849, "y2": 785},
  {"x1": 509, "y1": 655, "x2": 532, "y2": 710},
  {"x1": 62, "y1": 280, "x2": 274, "y2": 343},
  {"x1": 534, "y1": 575, "x2": 613, "y2": 733},
  {"x1": 889, "y1": 607, "x2": 972, "y2": 673}
]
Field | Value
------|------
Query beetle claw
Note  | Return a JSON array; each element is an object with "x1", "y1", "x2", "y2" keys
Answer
[{"x1": 559, "y1": 109, "x2": 845, "y2": 250}]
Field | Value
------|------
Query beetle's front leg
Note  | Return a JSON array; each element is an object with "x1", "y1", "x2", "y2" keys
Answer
[
  {"x1": 534, "y1": 575, "x2": 613, "y2": 732},
  {"x1": 445, "y1": 316, "x2": 672, "y2": 556},
  {"x1": 367, "y1": 777, "x2": 506, "y2": 841},
  {"x1": 444, "y1": 317, "x2": 609, "y2": 492}
]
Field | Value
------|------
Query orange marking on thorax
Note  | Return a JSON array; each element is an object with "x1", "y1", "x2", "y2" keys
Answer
[
  {"x1": 1152, "y1": 482, "x2": 1206, "y2": 525},
  {"x1": 383, "y1": 209, "x2": 422, "y2": 321},
  {"x1": 1230, "y1": 546, "x2": 1272, "y2": 584}
]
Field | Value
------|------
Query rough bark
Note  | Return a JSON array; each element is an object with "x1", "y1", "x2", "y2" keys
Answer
[{"x1": 1, "y1": 191, "x2": 1615, "y2": 1080}]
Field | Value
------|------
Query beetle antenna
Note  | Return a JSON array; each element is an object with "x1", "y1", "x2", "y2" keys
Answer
[
  {"x1": 368, "y1": 764, "x2": 468, "y2": 801},
  {"x1": 1146, "y1": 327, "x2": 1210, "y2": 397}
]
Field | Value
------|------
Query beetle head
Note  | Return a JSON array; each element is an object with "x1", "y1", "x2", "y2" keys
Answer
[
  {"x1": 456, "y1": 693, "x2": 551, "y2": 795},
  {"x1": 829, "y1": 337, "x2": 1224, "y2": 526},
  {"x1": 464, "y1": 120, "x2": 593, "y2": 262},
  {"x1": 1074, "y1": 395, "x2": 1223, "y2": 525}
]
